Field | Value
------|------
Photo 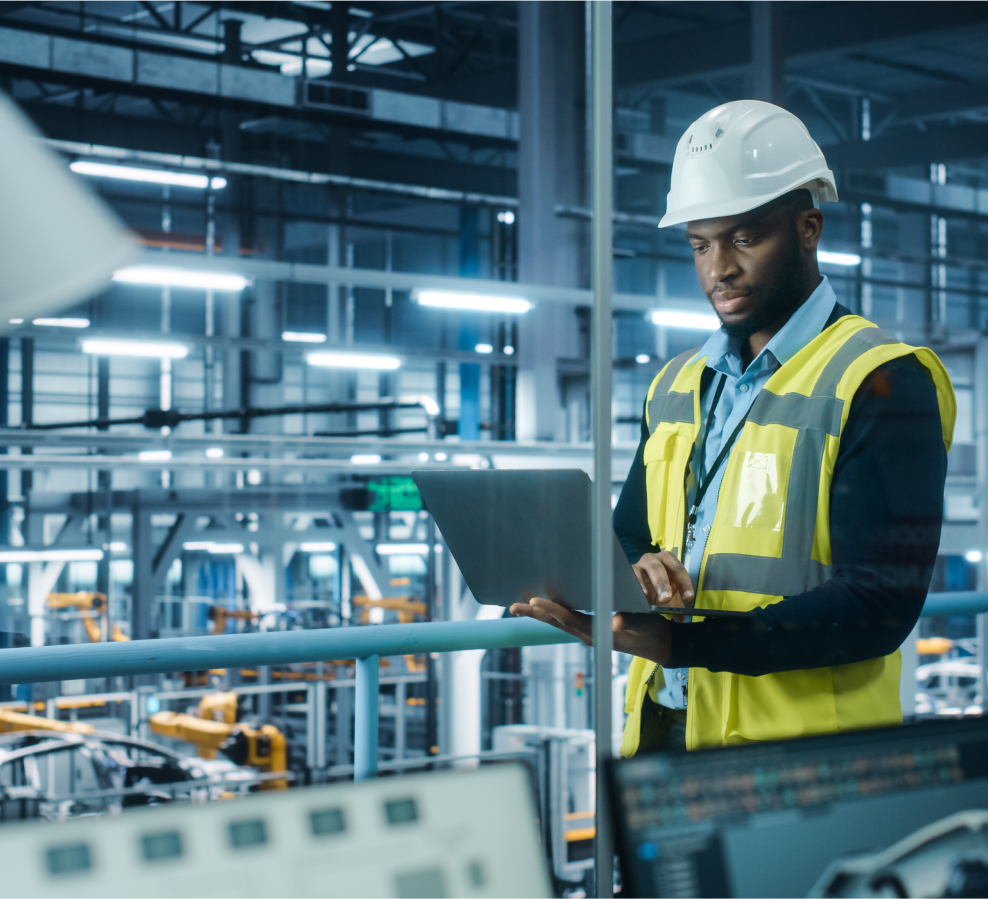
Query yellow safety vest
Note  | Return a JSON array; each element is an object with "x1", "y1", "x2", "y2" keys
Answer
[{"x1": 620, "y1": 314, "x2": 956, "y2": 755}]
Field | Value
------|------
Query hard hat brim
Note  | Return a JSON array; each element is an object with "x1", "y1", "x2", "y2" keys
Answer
[{"x1": 659, "y1": 174, "x2": 838, "y2": 229}]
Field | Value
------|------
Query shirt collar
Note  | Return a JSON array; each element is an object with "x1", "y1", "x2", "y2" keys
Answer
[{"x1": 692, "y1": 276, "x2": 837, "y2": 372}]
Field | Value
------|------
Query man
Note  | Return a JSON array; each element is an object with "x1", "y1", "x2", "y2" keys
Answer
[{"x1": 511, "y1": 100, "x2": 956, "y2": 753}]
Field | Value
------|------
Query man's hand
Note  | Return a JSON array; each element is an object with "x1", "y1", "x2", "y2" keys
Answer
[
  {"x1": 508, "y1": 598, "x2": 672, "y2": 666},
  {"x1": 633, "y1": 551, "x2": 694, "y2": 622}
]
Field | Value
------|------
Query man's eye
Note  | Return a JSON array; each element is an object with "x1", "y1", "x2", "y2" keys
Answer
[{"x1": 735, "y1": 238, "x2": 752, "y2": 246}]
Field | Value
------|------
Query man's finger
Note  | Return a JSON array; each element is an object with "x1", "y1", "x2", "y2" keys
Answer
[
  {"x1": 636, "y1": 554, "x2": 672, "y2": 602},
  {"x1": 632, "y1": 563, "x2": 657, "y2": 602},
  {"x1": 529, "y1": 598, "x2": 592, "y2": 637},
  {"x1": 658, "y1": 551, "x2": 695, "y2": 604},
  {"x1": 510, "y1": 599, "x2": 592, "y2": 645}
]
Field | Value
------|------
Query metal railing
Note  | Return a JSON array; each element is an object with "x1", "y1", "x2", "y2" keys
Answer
[{"x1": 0, "y1": 593, "x2": 983, "y2": 781}]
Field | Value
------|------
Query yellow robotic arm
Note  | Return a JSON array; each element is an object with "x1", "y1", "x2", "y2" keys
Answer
[
  {"x1": 0, "y1": 710, "x2": 94, "y2": 735},
  {"x1": 46, "y1": 593, "x2": 130, "y2": 642},
  {"x1": 149, "y1": 692, "x2": 288, "y2": 789}
]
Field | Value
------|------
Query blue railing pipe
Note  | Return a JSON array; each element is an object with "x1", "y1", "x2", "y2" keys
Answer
[
  {"x1": 0, "y1": 618, "x2": 581, "y2": 685},
  {"x1": 920, "y1": 592, "x2": 988, "y2": 618}
]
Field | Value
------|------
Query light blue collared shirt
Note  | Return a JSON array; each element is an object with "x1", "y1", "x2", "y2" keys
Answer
[{"x1": 656, "y1": 277, "x2": 838, "y2": 709}]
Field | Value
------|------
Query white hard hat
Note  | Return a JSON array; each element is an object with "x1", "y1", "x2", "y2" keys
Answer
[{"x1": 658, "y1": 99, "x2": 838, "y2": 229}]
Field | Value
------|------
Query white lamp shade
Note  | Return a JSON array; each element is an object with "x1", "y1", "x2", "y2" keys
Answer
[{"x1": 0, "y1": 93, "x2": 136, "y2": 323}]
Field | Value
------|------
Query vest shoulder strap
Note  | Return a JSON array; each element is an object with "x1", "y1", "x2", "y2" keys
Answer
[{"x1": 645, "y1": 347, "x2": 703, "y2": 434}]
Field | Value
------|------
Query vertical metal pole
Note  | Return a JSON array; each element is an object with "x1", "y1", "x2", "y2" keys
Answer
[
  {"x1": 425, "y1": 515, "x2": 438, "y2": 759},
  {"x1": 590, "y1": 3, "x2": 614, "y2": 897},
  {"x1": 315, "y1": 677, "x2": 327, "y2": 768},
  {"x1": 975, "y1": 337, "x2": 988, "y2": 707},
  {"x1": 306, "y1": 683, "x2": 316, "y2": 767},
  {"x1": 354, "y1": 655, "x2": 379, "y2": 780}
]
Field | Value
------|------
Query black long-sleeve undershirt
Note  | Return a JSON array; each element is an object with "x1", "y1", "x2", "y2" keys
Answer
[{"x1": 613, "y1": 340, "x2": 947, "y2": 677}]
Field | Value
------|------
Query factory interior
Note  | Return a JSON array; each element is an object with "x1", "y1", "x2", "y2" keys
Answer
[{"x1": 4, "y1": 1, "x2": 988, "y2": 897}]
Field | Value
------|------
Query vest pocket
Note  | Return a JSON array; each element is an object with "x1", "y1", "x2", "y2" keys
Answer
[{"x1": 643, "y1": 423, "x2": 692, "y2": 552}]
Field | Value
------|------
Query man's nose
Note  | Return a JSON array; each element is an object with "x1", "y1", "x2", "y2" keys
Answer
[{"x1": 704, "y1": 243, "x2": 741, "y2": 285}]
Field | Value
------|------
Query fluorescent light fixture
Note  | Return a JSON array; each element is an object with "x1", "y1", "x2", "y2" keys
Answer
[
  {"x1": 112, "y1": 267, "x2": 249, "y2": 291},
  {"x1": 109, "y1": 542, "x2": 127, "y2": 552},
  {"x1": 138, "y1": 450, "x2": 172, "y2": 462},
  {"x1": 817, "y1": 250, "x2": 862, "y2": 266},
  {"x1": 183, "y1": 541, "x2": 244, "y2": 554},
  {"x1": 8, "y1": 318, "x2": 22, "y2": 325},
  {"x1": 307, "y1": 351, "x2": 401, "y2": 370},
  {"x1": 417, "y1": 452, "x2": 430, "y2": 462},
  {"x1": 0, "y1": 549, "x2": 104, "y2": 562},
  {"x1": 70, "y1": 161, "x2": 226, "y2": 190},
  {"x1": 966, "y1": 549, "x2": 984, "y2": 563},
  {"x1": 504, "y1": 345, "x2": 515, "y2": 356},
  {"x1": 650, "y1": 310, "x2": 720, "y2": 330},
  {"x1": 376, "y1": 543, "x2": 430, "y2": 556},
  {"x1": 351, "y1": 454, "x2": 382, "y2": 465},
  {"x1": 635, "y1": 354, "x2": 650, "y2": 364},
  {"x1": 282, "y1": 331, "x2": 327, "y2": 343},
  {"x1": 205, "y1": 447, "x2": 224, "y2": 459},
  {"x1": 475, "y1": 343, "x2": 494, "y2": 354},
  {"x1": 415, "y1": 290, "x2": 532, "y2": 314},
  {"x1": 434, "y1": 452, "x2": 448, "y2": 462},
  {"x1": 496, "y1": 210, "x2": 516, "y2": 225},
  {"x1": 33, "y1": 317, "x2": 90, "y2": 328},
  {"x1": 300, "y1": 542, "x2": 338, "y2": 553},
  {"x1": 82, "y1": 338, "x2": 189, "y2": 358}
]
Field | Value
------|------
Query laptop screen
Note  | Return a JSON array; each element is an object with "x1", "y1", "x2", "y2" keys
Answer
[{"x1": 608, "y1": 718, "x2": 988, "y2": 899}]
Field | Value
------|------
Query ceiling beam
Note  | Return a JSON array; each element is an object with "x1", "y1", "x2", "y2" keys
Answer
[
  {"x1": 829, "y1": 120, "x2": 988, "y2": 170},
  {"x1": 895, "y1": 82, "x2": 988, "y2": 124},
  {"x1": 616, "y1": 1, "x2": 988, "y2": 88}
]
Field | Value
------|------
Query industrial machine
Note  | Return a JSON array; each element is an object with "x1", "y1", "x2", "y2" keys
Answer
[
  {"x1": 609, "y1": 716, "x2": 988, "y2": 898},
  {"x1": 0, "y1": 763, "x2": 550, "y2": 898},
  {"x1": 46, "y1": 593, "x2": 129, "y2": 644},
  {"x1": 150, "y1": 692, "x2": 288, "y2": 790}
]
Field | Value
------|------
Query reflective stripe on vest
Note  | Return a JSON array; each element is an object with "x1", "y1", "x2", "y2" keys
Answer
[{"x1": 647, "y1": 348, "x2": 698, "y2": 433}]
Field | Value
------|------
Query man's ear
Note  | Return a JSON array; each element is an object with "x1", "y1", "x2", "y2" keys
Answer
[{"x1": 799, "y1": 208, "x2": 824, "y2": 251}]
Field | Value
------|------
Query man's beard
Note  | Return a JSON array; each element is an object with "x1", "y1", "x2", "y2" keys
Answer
[{"x1": 714, "y1": 228, "x2": 808, "y2": 344}]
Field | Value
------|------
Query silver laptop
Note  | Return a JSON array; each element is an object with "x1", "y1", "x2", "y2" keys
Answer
[{"x1": 412, "y1": 469, "x2": 753, "y2": 618}]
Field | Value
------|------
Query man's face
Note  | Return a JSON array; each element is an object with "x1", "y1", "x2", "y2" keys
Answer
[{"x1": 686, "y1": 201, "x2": 821, "y2": 343}]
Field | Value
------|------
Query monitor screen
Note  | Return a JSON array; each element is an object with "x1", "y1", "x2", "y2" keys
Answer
[{"x1": 608, "y1": 717, "x2": 988, "y2": 898}]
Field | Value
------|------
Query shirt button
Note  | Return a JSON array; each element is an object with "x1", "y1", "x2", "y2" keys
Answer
[
  {"x1": 739, "y1": 383, "x2": 749, "y2": 393},
  {"x1": 676, "y1": 671, "x2": 685, "y2": 681}
]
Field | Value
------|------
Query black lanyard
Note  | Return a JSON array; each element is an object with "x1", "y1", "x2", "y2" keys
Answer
[{"x1": 684, "y1": 374, "x2": 752, "y2": 553}]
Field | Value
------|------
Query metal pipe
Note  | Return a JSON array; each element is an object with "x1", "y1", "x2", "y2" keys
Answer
[
  {"x1": 590, "y1": 4, "x2": 615, "y2": 897},
  {"x1": 0, "y1": 427, "x2": 638, "y2": 458},
  {"x1": 922, "y1": 592, "x2": 988, "y2": 617},
  {"x1": 47, "y1": 139, "x2": 520, "y2": 210},
  {"x1": 354, "y1": 655, "x2": 379, "y2": 780},
  {"x1": 0, "y1": 618, "x2": 581, "y2": 685}
]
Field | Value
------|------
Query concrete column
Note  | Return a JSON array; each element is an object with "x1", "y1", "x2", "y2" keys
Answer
[
  {"x1": 517, "y1": 1, "x2": 585, "y2": 442},
  {"x1": 751, "y1": 2, "x2": 786, "y2": 106}
]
